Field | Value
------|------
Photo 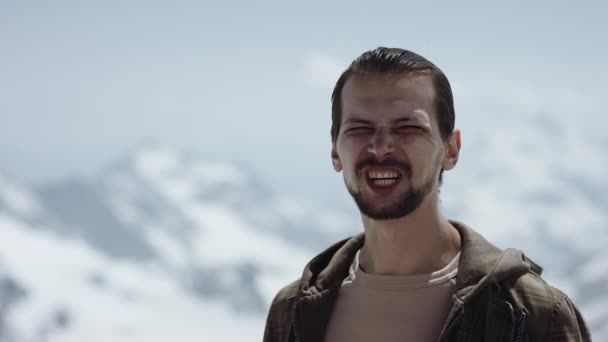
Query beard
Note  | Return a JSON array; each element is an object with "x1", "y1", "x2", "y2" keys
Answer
[{"x1": 345, "y1": 157, "x2": 438, "y2": 220}]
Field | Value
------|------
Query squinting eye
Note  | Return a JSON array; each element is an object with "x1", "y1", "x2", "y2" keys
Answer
[
  {"x1": 346, "y1": 127, "x2": 373, "y2": 134},
  {"x1": 396, "y1": 126, "x2": 423, "y2": 132}
]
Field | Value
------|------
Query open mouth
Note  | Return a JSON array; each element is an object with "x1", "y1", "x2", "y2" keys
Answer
[{"x1": 366, "y1": 169, "x2": 402, "y2": 187}]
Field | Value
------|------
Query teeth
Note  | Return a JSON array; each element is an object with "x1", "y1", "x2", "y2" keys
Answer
[
  {"x1": 372, "y1": 178, "x2": 397, "y2": 187},
  {"x1": 367, "y1": 170, "x2": 400, "y2": 179}
]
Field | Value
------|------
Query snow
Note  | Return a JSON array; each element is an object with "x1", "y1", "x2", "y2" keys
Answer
[
  {"x1": 0, "y1": 150, "x2": 323, "y2": 341},
  {"x1": 190, "y1": 161, "x2": 245, "y2": 186},
  {"x1": 0, "y1": 214, "x2": 266, "y2": 342},
  {"x1": 0, "y1": 176, "x2": 42, "y2": 216},
  {"x1": 187, "y1": 202, "x2": 310, "y2": 270},
  {"x1": 133, "y1": 146, "x2": 180, "y2": 179},
  {"x1": 145, "y1": 228, "x2": 188, "y2": 268},
  {"x1": 132, "y1": 145, "x2": 246, "y2": 190}
]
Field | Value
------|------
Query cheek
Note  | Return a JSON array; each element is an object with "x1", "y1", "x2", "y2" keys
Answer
[
  {"x1": 338, "y1": 138, "x2": 367, "y2": 162},
  {"x1": 342, "y1": 135, "x2": 370, "y2": 148},
  {"x1": 409, "y1": 145, "x2": 443, "y2": 175}
]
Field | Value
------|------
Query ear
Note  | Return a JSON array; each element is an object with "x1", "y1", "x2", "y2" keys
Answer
[
  {"x1": 442, "y1": 129, "x2": 461, "y2": 171},
  {"x1": 331, "y1": 143, "x2": 342, "y2": 172}
]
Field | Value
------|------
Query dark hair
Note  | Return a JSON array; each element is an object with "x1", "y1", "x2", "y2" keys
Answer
[{"x1": 330, "y1": 47, "x2": 455, "y2": 143}]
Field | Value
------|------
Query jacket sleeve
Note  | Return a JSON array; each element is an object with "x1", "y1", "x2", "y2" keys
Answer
[
  {"x1": 548, "y1": 295, "x2": 592, "y2": 342},
  {"x1": 263, "y1": 295, "x2": 289, "y2": 342},
  {"x1": 263, "y1": 280, "x2": 299, "y2": 342}
]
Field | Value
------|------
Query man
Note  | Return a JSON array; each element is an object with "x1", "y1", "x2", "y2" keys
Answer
[{"x1": 263, "y1": 47, "x2": 591, "y2": 342}]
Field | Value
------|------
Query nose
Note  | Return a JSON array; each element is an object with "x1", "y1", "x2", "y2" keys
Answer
[{"x1": 367, "y1": 129, "x2": 395, "y2": 159}]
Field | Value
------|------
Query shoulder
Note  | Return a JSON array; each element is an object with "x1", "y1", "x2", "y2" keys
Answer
[
  {"x1": 508, "y1": 272, "x2": 591, "y2": 341},
  {"x1": 271, "y1": 279, "x2": 299, "y2": 306}
]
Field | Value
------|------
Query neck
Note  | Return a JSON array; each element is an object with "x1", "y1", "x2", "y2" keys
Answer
[{"x1": 358, "y1": 194, "x2": 461, "y2": 275}]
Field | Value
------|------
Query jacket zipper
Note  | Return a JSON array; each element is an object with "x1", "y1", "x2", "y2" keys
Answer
[
  {"x1": 290, "y1": 300, "x2": 300, "y2": 342},
  {"x1": 512, "y1": 312, "x2": 527, "y2": 342},
  {"x1": 437, "y1": 308, "x2": 463, "y2": 342}
]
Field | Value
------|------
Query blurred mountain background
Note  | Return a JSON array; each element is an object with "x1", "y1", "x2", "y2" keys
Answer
[
  {"x1": 1, "y1": 1, "x2": 607, "y2": 341},
  {"x1": 1, "y1": 135, "x2": 606, "y2": 340}
]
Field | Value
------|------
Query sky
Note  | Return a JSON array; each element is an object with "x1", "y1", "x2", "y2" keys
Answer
[{"x1": 2, "y1": 0, "x2": 607, "y2": 207}]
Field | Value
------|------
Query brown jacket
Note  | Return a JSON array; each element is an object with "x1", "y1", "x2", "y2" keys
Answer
[{"x1": 263, "y1": 221, "x2": 591, "y2": 342}]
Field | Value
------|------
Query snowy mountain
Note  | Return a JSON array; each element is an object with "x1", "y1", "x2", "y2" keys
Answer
[
  {"x1": 0, "y1": 146, "x2": 355, "y2": 341},
  {"x1": 1, "y1": 126, "x2": 607, "y2": 340}
]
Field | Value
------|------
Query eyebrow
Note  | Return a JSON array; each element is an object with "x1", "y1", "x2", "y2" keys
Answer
[
  {"x1": 343, "y1": 117, "x2": 419, "y2": 125},
  {"x1": 343, "y1": 118, "x2": 374, "y2": 125}
]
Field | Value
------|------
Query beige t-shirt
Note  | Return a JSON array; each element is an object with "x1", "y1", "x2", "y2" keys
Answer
[{"x1": 323, "y1": 250, "x2": 460, "y2": 342}]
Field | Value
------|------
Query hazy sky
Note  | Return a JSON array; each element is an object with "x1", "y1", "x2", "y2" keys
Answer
[{"x1": 2, "y1": 1, "x2": 607, "y2": 205}]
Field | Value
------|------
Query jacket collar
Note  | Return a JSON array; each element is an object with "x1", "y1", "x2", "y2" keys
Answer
[{"x1": 297, "y1": 220, "x2": 537, "y2": 300}]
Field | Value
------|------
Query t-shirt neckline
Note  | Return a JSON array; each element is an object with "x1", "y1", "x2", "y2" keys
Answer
[{"x1": 347, "y1": 249, "x2": 460, "y2": 290}]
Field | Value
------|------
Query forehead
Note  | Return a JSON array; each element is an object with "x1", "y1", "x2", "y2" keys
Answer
[{"x1": 340, "y1": 72, "x2": 437, "y2": 123}]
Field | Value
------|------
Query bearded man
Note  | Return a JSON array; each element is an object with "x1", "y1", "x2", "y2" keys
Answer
[{"x1": 263, "y1": 47, "x2": 590, "y2": 342}]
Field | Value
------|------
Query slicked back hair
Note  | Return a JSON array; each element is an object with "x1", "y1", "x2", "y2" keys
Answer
[{"x1": 330, "y1": 47, "x2": 455, "y2": 143}]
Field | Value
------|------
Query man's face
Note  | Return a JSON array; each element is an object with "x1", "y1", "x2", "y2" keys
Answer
[{"x1": 331, "y1": 72, "x2": 458, "y2": 220}]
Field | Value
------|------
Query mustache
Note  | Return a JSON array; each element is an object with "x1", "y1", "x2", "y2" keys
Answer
[{"x1": 356, "y1": 157, "x2": 412, "y2": 177}]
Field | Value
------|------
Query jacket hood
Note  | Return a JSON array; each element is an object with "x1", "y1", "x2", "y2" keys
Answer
[{"x1": 297, "y1": 221, "x2": 542, "y2": 302}]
